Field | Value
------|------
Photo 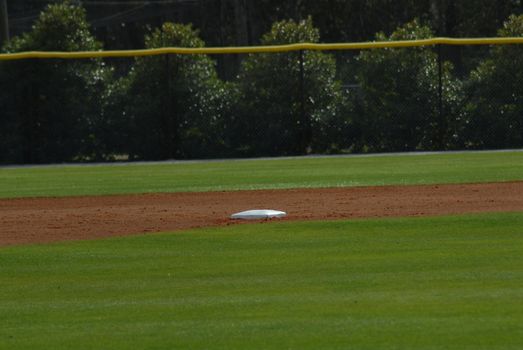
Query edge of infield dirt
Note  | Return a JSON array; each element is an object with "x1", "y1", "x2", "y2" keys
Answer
[{"x1": 1, "y1": 181, "x2": 522, "y2": 246}]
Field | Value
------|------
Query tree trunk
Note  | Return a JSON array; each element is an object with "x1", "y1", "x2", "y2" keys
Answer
[
  {"x1": 0, "y1": 0, "x2": 9, "y2": 46},
  {"x1": 233, "y1": 0, "x2": 249, "y2": 45},
  {"x1": 430, "y1": 0, "x2": 443, "y2": 35}
]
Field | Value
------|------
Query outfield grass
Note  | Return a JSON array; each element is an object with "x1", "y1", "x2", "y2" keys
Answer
[
  {"x1": 0, "y1": 151, "x2": 522, "y2": 198},
  {"x1": 1, "y1": 213, "x2": 522, "y2": 349}
]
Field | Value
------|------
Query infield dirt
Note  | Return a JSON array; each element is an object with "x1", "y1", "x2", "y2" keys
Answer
[{"x1": 1, "y1": 181, "x2": 522, "y2": 246}]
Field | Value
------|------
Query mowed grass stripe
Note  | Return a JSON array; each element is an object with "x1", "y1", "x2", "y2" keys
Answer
[
  {"x1": 1, "y1": 213, "x2": 522, "y2": 349},
  {"x1": 0, "y1": 151, "x2": 522, "y2": 198}
]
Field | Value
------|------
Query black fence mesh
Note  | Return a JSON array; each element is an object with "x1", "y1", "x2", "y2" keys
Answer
[{"x1": 1, "y1": 43, "x2": 522, "y2": 164}]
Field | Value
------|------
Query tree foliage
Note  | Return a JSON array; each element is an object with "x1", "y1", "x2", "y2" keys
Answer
[
  {"x1": 235, "y1": 17, "x2": 342, "y2": 156},
  {"x1": 0, "y1": 0, "x2": 109, "y2": 163},
  {"x1": 1, "y1": 1, "x2": 523, "y2": 164},
  {"x1": 463, "y1": 14, "x2": 523, "y2": 149},
  {"x1": 120, "y1": 22, "x2": 230, "y2": 159},
  {"x1": 354, "y1": 20, "x2": 462, "y2": 152}
]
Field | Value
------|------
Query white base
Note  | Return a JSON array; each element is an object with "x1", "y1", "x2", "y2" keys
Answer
[{"x1": 231, "y1": 209, "x2": 287, "y2": 220}]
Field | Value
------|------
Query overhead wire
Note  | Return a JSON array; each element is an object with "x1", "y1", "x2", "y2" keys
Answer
[
  {"x1": 9, "y1": 1, "x2": 181, "y2": 28},
  {"x1": 90, "y1": 4, "x2": 148, "y2": 25},
  {"x1": 81, "y1": 0, "x2": 197, "y2": 5}
]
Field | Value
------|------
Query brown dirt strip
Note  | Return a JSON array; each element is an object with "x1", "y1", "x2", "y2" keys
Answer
[{"x1": 1, "y1": 181, "x2": 522, "y2": 247}]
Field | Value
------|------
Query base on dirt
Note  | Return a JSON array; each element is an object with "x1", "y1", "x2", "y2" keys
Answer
[{"x1": 231, "y1": 209, "x2": 287, "y2": 220}]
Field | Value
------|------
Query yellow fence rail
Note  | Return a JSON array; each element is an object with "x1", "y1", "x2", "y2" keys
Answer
[{"x1": 1, "y1": 37, "x2": 523, "y2": 61}]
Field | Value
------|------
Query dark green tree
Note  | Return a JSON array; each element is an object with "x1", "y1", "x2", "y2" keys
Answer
[
  {"x1": 354, "y1": 20, "x2": 462, "y2": 152},
  {"x1": 235, "y1": 17, "x2": 342, "y2": 156},
  {"x1": 0, "y1": 0, "x2": 109, "y2": 164},
  {"x1": 462, "y1": 14, "x2": 523, "y2": 149},
  {"x1": 121, "y1": 22, "x2": 229, "y2": 160}
]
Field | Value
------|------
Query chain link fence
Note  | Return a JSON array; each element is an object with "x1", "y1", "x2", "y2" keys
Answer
[{"x1": 1, "y1": 40, "x2": 522, "y2": 164}]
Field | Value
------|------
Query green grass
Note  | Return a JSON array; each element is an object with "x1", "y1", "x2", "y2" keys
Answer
[
  {"x1": 0, "y1": 151, "x2": 522, "y2": 198},
  {"x1": 1, "y1": 213, "x2": 523, "y2": 349}
]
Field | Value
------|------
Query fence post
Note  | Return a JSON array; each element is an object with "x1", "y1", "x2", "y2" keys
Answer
[
  {"x1": 164, "y1": 54, "x2": 175, "y2": 159},
  {"x1": 22, "y1": 61, "x2": 36, "y2": 163},
  {"x1": 0, "y1": 0, "x2": 8, "y2": 46},
  {"x1": 298, "y1": 49, "x2": 310, "y2": 154},
  {"x1": 437, "y1": 44, "x2": 445, "y2": 150}
]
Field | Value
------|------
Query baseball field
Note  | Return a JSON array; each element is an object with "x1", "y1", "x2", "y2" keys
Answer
[{"x1": 1, "y1": 151, "x2": 523, "y2": 349}]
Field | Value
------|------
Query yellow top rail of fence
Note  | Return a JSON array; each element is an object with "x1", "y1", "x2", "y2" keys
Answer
[{"x1": 0, "y1": 37, "x2": 522, "y2": 61}]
